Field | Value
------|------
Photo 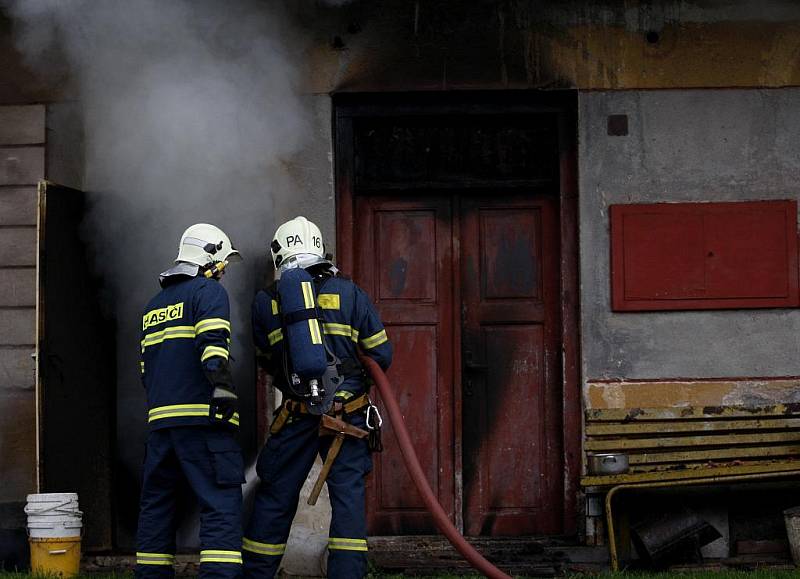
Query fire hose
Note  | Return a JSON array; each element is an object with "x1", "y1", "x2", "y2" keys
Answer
[{"x1": 359, "y1": 355, "x2": 512, "y2": 579}]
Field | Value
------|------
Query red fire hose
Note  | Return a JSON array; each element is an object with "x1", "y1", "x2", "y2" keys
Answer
[{"x1": 360, "y1": 355, "x2": 512, "y2": 579}]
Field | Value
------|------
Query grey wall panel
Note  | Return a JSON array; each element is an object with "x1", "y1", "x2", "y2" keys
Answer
[
  {"x1": 0, "y1": 228, "x2": 36, "y2": 266},
  {"x1": 0, "y1": 309, "x2": 35, "y2": 346},
  {"x1": 0, "y1": 268, "x2": 35, "y2": 307},
  {"x1": 579, "y1": 88, "x2": 800, "y2": 380},
  {"x1": 0, "y1": 146, "x2": 44, "y2": 186},
  {"x1": 0, "y1": 105, "x2": 45, "y2": 146},
  {"x1": 0, "y1": 390, "x2": 36, "y2": 501},
  {"x1": 0, "y1": 187, "x2": 37, "y2": 225},
  {"x1": 0, "y1": 348, "x2": 35, "y2": 390}
]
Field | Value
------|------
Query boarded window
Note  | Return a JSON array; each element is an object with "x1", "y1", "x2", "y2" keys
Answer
[{"x1": 610, "y1": 200, "x2": 799, "y2": 311}]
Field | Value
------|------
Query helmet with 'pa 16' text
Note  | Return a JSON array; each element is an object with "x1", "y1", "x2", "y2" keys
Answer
[
  {"x1": 176, "y1": 223, "x2": 242, "y2": 267},
  {"x1": 270, "y1": 216, "x2": 324, "y2": 269}
]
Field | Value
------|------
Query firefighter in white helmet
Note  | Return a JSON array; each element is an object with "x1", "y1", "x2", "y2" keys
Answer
[
  {"x1": 244, "y1": 216, "x2": 392, "y2": 579},
  {"x1": 136, "y1": 223, "x2": 245, "y2": 579},
  {"x1": 269, "y1": 215, "x2": 329, "y2": 274}
]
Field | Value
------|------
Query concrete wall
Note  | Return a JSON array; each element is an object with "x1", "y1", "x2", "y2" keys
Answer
[
  {"x1": 295, "y1": 0, "x2": 800, "y2": 93},
  {"x1": 579, "y1": 88, "x2": 800, "y2": 386},
  {"x1": 0, "y1": 105, "x2": 44, "y2": 511}
]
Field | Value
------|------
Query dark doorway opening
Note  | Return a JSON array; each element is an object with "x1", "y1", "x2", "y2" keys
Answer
[{"x1": 36, "y1": 181, "x2": 116, "y2": 550}]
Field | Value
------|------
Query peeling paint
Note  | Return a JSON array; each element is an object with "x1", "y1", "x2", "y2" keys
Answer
[{"x1": 586, "y1": 378, "x2": 800, "y2": 409}]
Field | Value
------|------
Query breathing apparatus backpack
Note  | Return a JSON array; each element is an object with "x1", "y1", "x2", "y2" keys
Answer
[{"x1": 276, "y1": 267, "x2": 342, "y2": 415}]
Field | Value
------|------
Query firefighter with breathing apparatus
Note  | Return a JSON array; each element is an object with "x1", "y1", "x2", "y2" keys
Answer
[
  {"x1": 136, "y1": 223, "x2": 245, "y2": 579},
  {"x1": 243, "y1": 216, "x2": 392, "y2": 579}
]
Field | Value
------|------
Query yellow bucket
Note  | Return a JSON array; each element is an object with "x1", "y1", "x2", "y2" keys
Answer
[{"x1": 29, "y1": 536, "x2": 81, "y2": 577}]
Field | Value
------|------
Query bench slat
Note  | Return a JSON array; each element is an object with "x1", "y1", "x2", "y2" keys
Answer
[
  {"x1": 586, "y1": 417, "x2": 800, "y2": 436},
  {"x1": 586, "y1": 405, "x2": 798, "y2": 422},
  {"x1": 581, "y1": 460, "x2": 800, "y2": 488},
  {"x1": 629, "y1": 444, "x2": 800, "y2": 465},
  {"x1": 586, "y1": 431, "x2": 800, "y2": 451}
]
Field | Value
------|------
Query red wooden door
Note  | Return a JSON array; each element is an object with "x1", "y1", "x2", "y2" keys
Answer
[
  {"x1": 356, "y1": 195, "x2": 456, "y2": 534},
  {"x1": 460, "y1": 194, "x2": 562, "y2": 535},
  {"x1": 356, "y1": 192, "x2": 562, "y2": 536}
]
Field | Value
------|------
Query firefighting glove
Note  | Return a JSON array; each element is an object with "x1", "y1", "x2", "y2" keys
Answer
[
  {"x1": 205, "y1": 360, "x2": 237, "y2": 424},
  {"x1": 210, "y1": 387, "x2": 238, "y2": 424}
]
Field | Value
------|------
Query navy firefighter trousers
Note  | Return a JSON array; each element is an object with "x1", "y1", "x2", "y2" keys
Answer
[
  {"x1": 136, "y1": 426, "x2": 245, "y2": 579},
  {"x1": 243, "y1": 411, "x2": 372, "y2": 579}
]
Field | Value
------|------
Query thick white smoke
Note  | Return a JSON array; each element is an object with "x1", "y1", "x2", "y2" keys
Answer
[{"x1": 3, "y1": 0, "x2": 313, "y2": 545}]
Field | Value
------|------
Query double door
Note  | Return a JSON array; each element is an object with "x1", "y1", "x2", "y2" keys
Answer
[{"x1": 355, "y1": 191, "x2": 563, "y2": 536}]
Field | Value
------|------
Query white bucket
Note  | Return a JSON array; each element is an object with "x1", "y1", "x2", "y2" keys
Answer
[{"x1": 25, "y1": 493, "x2": 83, "y2": 539}]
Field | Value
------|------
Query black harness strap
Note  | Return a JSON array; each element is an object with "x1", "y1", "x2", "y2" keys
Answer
[{"x1": 282, "y1": 307, "x2": 318, "y2": 325}]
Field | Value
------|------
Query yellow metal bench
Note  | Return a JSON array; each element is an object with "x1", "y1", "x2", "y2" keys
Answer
[{"x1": 580, "y1": 405, "x2": 800, "y2": 570}]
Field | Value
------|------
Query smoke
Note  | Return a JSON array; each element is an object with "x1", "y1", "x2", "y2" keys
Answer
[{"x1": 3, "y1": 0, "x2": 312, "y2": 544}]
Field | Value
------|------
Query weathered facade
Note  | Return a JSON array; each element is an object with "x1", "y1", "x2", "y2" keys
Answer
[{"x1": 1, "y1": 0, "x2": 800, "y2": 573}]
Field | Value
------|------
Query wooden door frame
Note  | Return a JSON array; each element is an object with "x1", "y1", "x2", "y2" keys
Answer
[{"x1": 333, "y1": 91, "x2": 581, "y2": 535}]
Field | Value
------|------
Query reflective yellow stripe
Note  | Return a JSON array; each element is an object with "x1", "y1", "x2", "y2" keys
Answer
[
  {"x1": 301, "y1": 281, "x2": 315, "y2": 309},
  {"x1": 201, "y1": 345, "x2": 229, "y2": 362},
  {"x1": 242, "y1": 537, "x2": 286, "y2": 556},
  {"x1": 141, "y1": 325, "x2": 195, "y2": 351},
  {"x1": 271, "y1": 300, "x2": 279, "y2": 315},
  {"x1": 142, "y1": 302, "x2": 184, "y2": 330},
  {"x1": 199, "y1": 550, "x2": 242, "y2": 564},
  {"x1": 308, "y1": 319, "x2": 322, "y2": 345},
  {"x1": 195, "y1": 318, "x2": 231, "y2": 334},
  {"x1": 136, "y1": 552, "x2": 175, "y2": 565},
  {"x1": 334, "y1": 390, "x2": 354, "y2": 400},
  {"x1": 360, "y1": 329, "x2": 388, "y2": 349},
  {"x1": 317, "y1": 294, "x2": 340, "y2": 310},
  {"x1": 328, "y1": 537, "x2": 368, "y2": 552},
  {"x1": 148, "y1": 404, "x2": 240, "y2": 426},
  {"x1": 139, "y1": 361, "x2": 145, "y2": 374},
  {"x1": 268, "y1": 328, "x2": 283, "y2": 345},
  {"x1": 322, "y1": 323, "x2": 359, "y2": 343}
]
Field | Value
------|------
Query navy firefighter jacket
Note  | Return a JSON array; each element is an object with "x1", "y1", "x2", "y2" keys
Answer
[
  {"x1": 140, "y1": 275, "x2": 237, "y2": 430},
  {"x1": 252, "y1": 273, "x2": 392, "y2": 398}
]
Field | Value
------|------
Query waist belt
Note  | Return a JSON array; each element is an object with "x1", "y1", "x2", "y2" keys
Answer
[{"x1": 270, "y1": 393, "x2": 370, "y2": 434}]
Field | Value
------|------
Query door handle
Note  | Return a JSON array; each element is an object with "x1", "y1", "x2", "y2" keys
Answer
[
  {"x1": 464, "y1": 361, "x2": 488, "y2": 371},
  {"x1": 464, "y1": 351, "x2": 488, "y2": 371}
]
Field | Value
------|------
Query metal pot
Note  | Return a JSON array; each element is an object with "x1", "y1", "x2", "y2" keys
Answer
[{"x1": 588, "y1": 452, "x2": 629, "y2": 475}]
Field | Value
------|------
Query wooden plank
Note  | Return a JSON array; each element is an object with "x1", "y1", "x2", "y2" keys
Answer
[
  {"x1": 586, "y1": 417, "x2": 800, "y2": 436},
  {"x1": 0, "y1": 187, "x2": 37, "y2": 225},
  {"x1": 586, "y1": 405, "x2": 799, "y2": 422},
  {"x1": 0, "y1": 228, "x2": 36, "y2": 266},
  {"x1": 0, "y1": 147, "x2": 44, "y2": 185},
  {"x1": 0, "y1": 309, "x2": 35, "y2": 345},
  {"x1": 0, "y1": 106, "x2": 45, "y2": 145},
  {"x1": 0, "y1": 347, "x2": 35, "y2": 390},
  {"x1": 580, "y1": 460, "x2": 800, "y2": 487},
  {"x1": 0, "y1": 268, "x2": 35, "y2": 307},
  {"x1": 0, "y1": 389, "x2": 36, "y2": 501},
  {"x1": 629, "y1": 443, "x2": 800, "y2": 465},
  {"x1": 585, "y1": 430, "x2": 800, "y2": 451}
]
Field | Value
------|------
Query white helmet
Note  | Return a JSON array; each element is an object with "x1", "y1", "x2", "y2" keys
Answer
[
  {"x1": 270, "y1": 216, "x2": 324, "y2": 269},
  {"x1": 176, "y1": 223, "x2": 241, "y2": 267}
]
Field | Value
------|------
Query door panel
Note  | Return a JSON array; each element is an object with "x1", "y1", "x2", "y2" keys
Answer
[
  {"x1": 461, "y1": 194, "x2": 562, "y2": 536},
  {"x1": 358, "y1": 192, "x2": 563, "y2": 536},
  {"x1": 357, "y1": 196, "x2": 455, "y2": 534},
  {"x1": 484, "y1": 324, "x2": 544, "y2": 510}
]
